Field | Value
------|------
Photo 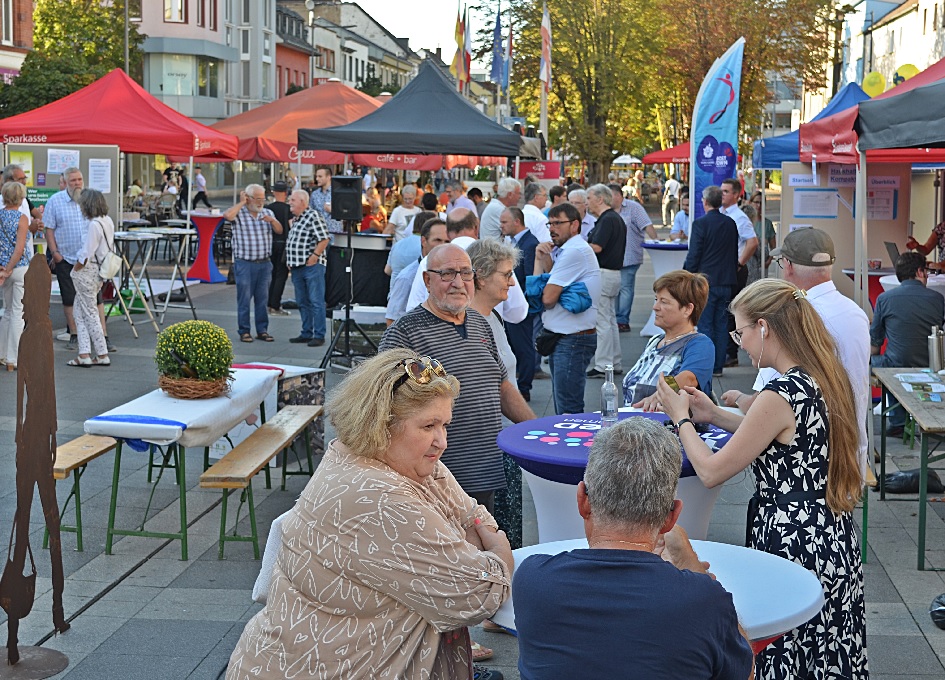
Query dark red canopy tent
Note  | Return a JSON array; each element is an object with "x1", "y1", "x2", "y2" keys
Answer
[{"x1": 0, "y1": 69, "x2": 238, "y2": 158}]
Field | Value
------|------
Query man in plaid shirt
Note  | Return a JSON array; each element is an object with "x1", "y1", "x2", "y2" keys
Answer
[
  {"x1": 286, "y1": 190, "x2": 331, "y2": 346},
  {"x1": 222, "y1": 184, "x2": 283, "y2": 343}
]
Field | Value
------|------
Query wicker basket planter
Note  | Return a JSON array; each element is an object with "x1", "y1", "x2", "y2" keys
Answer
[
  {"x1": 155, "y1": 320, "x2": 234, "y2": 399},
  {"x1": 158, "y1": 374, "x2": 231, "y2": 400}
]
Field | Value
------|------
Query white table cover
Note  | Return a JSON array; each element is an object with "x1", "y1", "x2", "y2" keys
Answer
[
  {"x1": 491, "y1": 538, "x2": 825, "y2": 641},
  {"x1": 84, "y1": 367, "x2": 279, "y2": 448}
]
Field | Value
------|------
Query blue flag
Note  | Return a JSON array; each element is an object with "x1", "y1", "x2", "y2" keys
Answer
[
  {"x1": 689, "y1": 38, "x2": 745, "y2": 220},
  {"x1": 490, "y1": 9, "x2": 503, "y2": 84}
]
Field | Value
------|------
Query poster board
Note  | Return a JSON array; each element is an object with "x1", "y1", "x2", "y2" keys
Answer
[
  {"x1": 779, "y1": 161, "x2": 912, "y2": 298},
  {"x1": 5, "y1": 143, "x2": 121, "y2": 219}
]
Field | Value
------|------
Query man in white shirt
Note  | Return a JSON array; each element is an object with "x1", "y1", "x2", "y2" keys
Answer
[
  {"x1": 720, "y1": 177, "x2": 758, "y2": 367},
  {"x1": 522, "y1": 182, "x2": 552, "y2": 243},
  {"x1": 721, "y1": 228, "x2": 870, "y2": 478},
  {"x1": 662, "y1": 176, "x2": 681, "y2": 226},
  {"x1": 480, "y1": 177, "x2": 522, "y2": 241},
  {"x1": 534, "y1": 202, "x2": 601, "y2": 414},
  {"x1": 388, "y1": 184, "x2": 422, "y2": 242}
]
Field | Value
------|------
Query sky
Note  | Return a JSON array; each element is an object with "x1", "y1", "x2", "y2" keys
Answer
[{"x1": 351, "y1": 0, "x2": 496, "y2": 69}]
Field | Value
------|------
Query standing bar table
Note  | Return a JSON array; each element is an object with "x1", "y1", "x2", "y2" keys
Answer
[
  {"x1": 188, "y1": 213, "x2": 227, "y2": 283},
  {"x1": 110, "y1": 231, "x2": 162, "y2": 335},
  {"x1": 497, "y1": 410, "x2": 732, "y2": 542},
  {"x1": 873, "y1": 367, "x2": 945, "y2": 570},
  {"x1": 128, "y1": 226, "x2": 198, "y2": 323},
  {"x1": 640, "y1": 241, "x2": 688, "y2": 336}
]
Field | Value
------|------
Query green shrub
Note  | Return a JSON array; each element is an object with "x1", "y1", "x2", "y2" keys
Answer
[{"x1": 155, "y1": 320, "x2": 233, "y2": 380}]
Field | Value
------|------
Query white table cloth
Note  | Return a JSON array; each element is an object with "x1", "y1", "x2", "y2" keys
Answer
[{"x1": 491, "y1": 538, "x2": 825, "y2": 642}]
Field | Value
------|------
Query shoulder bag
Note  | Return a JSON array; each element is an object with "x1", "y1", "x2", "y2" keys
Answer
[{"x1": 94, "y1": 218, "x2": 122, "y2": 280}]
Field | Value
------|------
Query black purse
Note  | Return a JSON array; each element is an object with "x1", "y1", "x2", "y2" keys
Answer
[
  {"x1": 535, "y1": 329, "x2": 565, "y2": 357},
  {"x1": 0, "y1": 524, "x2": 36, "y2": 620}
]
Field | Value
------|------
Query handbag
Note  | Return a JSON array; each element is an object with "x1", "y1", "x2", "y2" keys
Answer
[
  {"x1": 535, "y1": 328, "x2": 565, "y2": 357},
  {"x1": 0, "y1": 523, "x2": 37, "y2": 620},
  {"x1": 93, "y1": 218, "x2": 122, "y2": 280}
]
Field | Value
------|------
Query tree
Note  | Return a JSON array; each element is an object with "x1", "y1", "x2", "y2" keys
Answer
[
  {"x1": 0, "y1": 0, "x2": 146, "y2": 116},
  {"x1": 356, "y1": 76, "x2": 401, "y2": 97},
  {"x1": 286, "y1": 83, "x2": 307, "y2": 96},
  {"x1": 481, "y1": 0, "x2": 664, "y2": 183}
]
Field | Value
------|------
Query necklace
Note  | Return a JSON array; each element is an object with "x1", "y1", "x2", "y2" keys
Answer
[
  {"x1": 659, "y1": 329, "x2": 695, "y2": 348},
  {"x1": 589, "y1": 539, "x2": 655, "y2": 551}
]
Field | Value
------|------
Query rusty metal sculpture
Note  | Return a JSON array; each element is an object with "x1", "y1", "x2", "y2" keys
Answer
[{"x1": 0, "y1": 257, "x2": 69, "y2": 666}]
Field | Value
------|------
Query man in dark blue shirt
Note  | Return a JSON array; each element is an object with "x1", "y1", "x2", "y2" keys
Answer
[
  {"x1": 871, "y1": 251, "x2": 945, "y2": 433},
  {"x1": 514, "y1": 418, "x2": 753, "y2": 679}
]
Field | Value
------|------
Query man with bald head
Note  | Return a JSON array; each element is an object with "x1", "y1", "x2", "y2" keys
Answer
[{"x1": 380, "y1": 243, "x2": 535, "y2": 512}]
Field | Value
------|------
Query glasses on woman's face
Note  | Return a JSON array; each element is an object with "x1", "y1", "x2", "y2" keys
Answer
[
  {"x1": 729, "y1": 322, "x2": 756, "y2": 346},
  {"x1": 393, "y1": 356, "x2": 448, "y2": 392},
  {"x1": 428, "y1": 268, "x2": 476, "y2": 282}
]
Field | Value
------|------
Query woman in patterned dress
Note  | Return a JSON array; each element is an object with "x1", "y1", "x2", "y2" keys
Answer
[
  {"x1": 658, "y1": 278, "x2": 867, "y2": 678},
  {"x1": 227, "y1": 348, "x2": 513, "y2": 680}
]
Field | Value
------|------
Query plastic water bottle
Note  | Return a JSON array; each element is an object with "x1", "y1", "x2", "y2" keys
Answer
[{"x1": 601, "y1": 364, "x2": 618, "y2": 428}]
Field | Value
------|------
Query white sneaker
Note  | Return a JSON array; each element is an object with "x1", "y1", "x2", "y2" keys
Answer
[{"x1": 57, "y1": 331, "x2": 72, "y2": 342}]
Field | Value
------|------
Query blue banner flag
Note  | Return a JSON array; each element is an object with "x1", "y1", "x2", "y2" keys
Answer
[
  {"x1": 689, "y1": 38, "x2": 745, "y2": 220},
  {"x1": 490, "y1": 9, "x2": 503, "y2": 84}
]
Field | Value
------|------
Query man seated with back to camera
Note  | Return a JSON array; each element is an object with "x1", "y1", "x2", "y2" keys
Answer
[{"x1": 514, "y1": 417, "x2": 754, "y2": 680}]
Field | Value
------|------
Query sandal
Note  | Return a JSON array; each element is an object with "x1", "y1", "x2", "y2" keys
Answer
[
  {"x1": 256, "y1": 332, "x2": 274, "y2": 342},
  {"x1": 92, "y1": 356, "x2": 111, "y2": 366},
  {"x1": 240, "y1": 333, "x2": 254, "y2": 343},
  {"x1": 67, "y1": 357, "x2": 92, "y2": 367},
  {"x1": 470, "y1": 642, "x2": 493, "y2": 662}
]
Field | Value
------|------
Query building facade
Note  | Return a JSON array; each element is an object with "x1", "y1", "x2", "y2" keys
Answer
[
  {"x1": 0, "y1": 0, "x2": 33, "y2": 83},
  {"x1": 275, "y1": 4, "x2": 315, "y2": 97}
]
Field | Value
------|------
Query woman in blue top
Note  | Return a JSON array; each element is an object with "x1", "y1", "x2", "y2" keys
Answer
[
  {"x1": 622, "y1": 270, "x2": 714, "y2": 408},
  {"x1": 0, "y1": 181, "x2": 31, "y2": 371}
]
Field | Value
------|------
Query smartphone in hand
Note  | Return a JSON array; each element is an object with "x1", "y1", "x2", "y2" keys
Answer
[{"x1": 664, "y1": 375, "x2": 681, "y2": 393}]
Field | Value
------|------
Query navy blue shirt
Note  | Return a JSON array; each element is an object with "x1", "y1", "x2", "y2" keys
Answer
[
  {"x1": 870, "y1": 278, "x2": 945, "y2": 366},
  {"x1": 515, "y1": 549, "x2": 753, "y2": 680}
]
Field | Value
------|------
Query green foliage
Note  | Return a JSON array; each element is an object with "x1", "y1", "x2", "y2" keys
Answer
[
  {"x1": 286, "y1": 83, "x2": 306, "y2": 96},
  {"x1": 473, "y1": 166, "x2": 493, "y2": 181},
  {"x1": 356, "y1": 76, "x2": 401, "y2": 98},
  {"x1": 0, "y1": 0, "x2": 146, "y2": 116},
  {"x1": 155, "y1": 321, "x2": 233, "y2": 381}
]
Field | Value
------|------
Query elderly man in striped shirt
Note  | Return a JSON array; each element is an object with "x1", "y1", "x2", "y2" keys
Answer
[{"x1": 223, "y1": 184, "x2": 283, "y2": 343}]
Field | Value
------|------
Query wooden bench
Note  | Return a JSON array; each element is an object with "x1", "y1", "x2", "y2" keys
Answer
[
  {"x1": 43, "y1": 435, "x2": 118, "y2": 552},
  {"x1": 200, "y1": 405, "x2": 322, "y2": 559}
]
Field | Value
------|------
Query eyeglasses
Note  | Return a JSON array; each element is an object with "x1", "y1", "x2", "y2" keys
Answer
[
  {"x1": 773, "y1": 256, "x2": 788, "y2": 269},
  {"x1": 546, "y1": 219, "x2": 574, "y2": 228},
  {"x1": 492, "y1": 270, "x2": 515, "y2": 281},
  {"x1": 393, "y1": 356, "x2": 447, "y2": 392},
  {"x1": 428, "y1": 268, "x2": 476, "y2": 282},
  {"x1": 729, "y1": 322, "x2": 757, "y2": 346}
]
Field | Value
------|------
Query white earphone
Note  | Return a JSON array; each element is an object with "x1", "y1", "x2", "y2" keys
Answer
[{"x1": 760, "y1": 325, "x2": 766, "y2": 338}]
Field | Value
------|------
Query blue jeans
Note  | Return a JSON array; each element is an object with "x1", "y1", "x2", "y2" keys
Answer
[
  {"x1": 292, "y1": 263, "x2": 327, "y2": 340},
  {"x1": 871, "y1": 354, "x2": 907, "y2": 428},
  {"x1": 700, "y1": 285, "x2": 732, "y2": 374},
  {"x1": 616, "y1": 263, "x2": 640, "y2": 325},
  {"x1": 549, "y1": 333, "x2": 597, "y2": 415},
  {"x1": 234, "y1": 258, "x2": 272, "y2": 337},
  {"x1": 506, "y1": 313, "x2": 537, "y2": 393}
]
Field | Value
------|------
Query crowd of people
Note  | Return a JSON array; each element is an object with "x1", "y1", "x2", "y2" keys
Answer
[{"x1": 213, "y1": 161, "x2": 944, "y2": 679}]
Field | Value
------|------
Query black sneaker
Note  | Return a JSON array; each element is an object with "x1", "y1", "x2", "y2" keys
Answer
[
  {"x1": 289, "y1": 336, "x2": 313, "y2": 344},
  {"x1": 472, "y1": 667, "x2": 504, "y2": 680},
  {"x1": 307, "y1": 337, "x2": 326, "y2": 347},
  {"x1": 586, "y1": 368, "x2": 606, "y2": 378}
]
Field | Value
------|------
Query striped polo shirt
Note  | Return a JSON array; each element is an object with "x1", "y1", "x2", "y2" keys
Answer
[{"x1": 379, "y1": 306, "x2": 508, "y2": 493}]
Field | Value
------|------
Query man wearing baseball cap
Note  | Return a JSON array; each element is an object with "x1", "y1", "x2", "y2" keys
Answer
[{"x1": 721, "y1": 228, "x2": 872, "y2": 478}]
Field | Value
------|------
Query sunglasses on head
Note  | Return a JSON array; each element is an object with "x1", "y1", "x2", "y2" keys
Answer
[{"x1": 392, "y1": 356, "x2": 447, "y2": 392}]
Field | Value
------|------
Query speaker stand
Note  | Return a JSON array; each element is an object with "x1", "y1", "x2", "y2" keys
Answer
[{"x1": 319, "y1": 220, "x2": 378, "y2": 370}]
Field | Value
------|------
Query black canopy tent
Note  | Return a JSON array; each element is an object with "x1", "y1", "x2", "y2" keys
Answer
[
  {"x1": 298, "y1": 60, "x2": 541, "y2": 158},
  {"x1": 853, "y1": 79, "x2": 945, "y2": 151}
]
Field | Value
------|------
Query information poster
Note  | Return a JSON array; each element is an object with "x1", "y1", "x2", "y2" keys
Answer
[
  {"x1": 792, "y1": 188, "x2": 839, "y2": 219},
  {"x1": 88, "y1": 158, "x2": 112, "y2": 194},
  {"x1": 867, "y1": 189, "x2": 898, "y2": 220},
  {"x1": 47, "y1": 148, "x2": 80, "y2": 174},
  {"x1": 9, "y1": 151, "x2": 34, "y2": 185}
]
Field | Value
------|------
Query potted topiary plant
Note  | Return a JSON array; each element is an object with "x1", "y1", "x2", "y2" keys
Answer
[{"x1": 155, "y1": 320, "x2": 234, "y2": 399}]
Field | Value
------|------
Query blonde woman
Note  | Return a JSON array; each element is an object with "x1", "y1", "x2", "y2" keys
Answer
[
  {"x1": 658, "y1": 278, "x2": 866, "y2": 678},
  {"x1": 0, "y1": 181, "x2": 30, "y2": 370},
  {"x1": 227, "y1": 349, "x2": 512, "y2": 680}
]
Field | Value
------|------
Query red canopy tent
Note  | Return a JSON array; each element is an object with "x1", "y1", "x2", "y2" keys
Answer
[
  {"x1": 643, "y1": 142, "x2": 691, "y2": 165},
  {"x1": 799, "y1": 55, "x2": 945, "y2": 164},
  {"x1": 0, "y1": 69, "x2": 238, "y2": 158}
]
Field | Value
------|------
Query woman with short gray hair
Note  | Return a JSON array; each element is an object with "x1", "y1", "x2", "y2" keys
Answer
[{"x1": 67, "y1": 188, "x2": 113, "y2": 367}]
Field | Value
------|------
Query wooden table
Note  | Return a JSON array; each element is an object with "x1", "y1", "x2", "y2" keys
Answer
[{"x1": 873, "y1": 367, "x2": 945, "y2": 570}]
